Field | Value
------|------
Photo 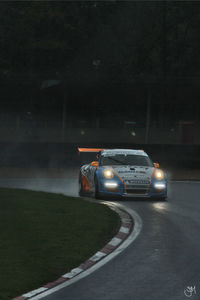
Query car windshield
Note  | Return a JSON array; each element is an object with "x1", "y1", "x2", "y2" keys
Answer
[{"x1": 100, "y1": 154, "x2": 154, "y2": 167}]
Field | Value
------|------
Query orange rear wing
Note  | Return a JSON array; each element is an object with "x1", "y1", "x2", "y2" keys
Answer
[{"x1": 78, "y1": 147, "x2": 105, "y2": 154}]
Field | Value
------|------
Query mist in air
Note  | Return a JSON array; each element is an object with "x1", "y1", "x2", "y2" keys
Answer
[{"x1": 0, "y1": 167, "x2": 79, "y2": 197}]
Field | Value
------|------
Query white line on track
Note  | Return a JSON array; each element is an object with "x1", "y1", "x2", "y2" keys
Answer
[{"x1": 30, "y1": 202, "x2": 142, "y2": 300}]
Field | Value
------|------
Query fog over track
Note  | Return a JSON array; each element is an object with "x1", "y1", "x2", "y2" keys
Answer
[
  {"x1": 0, "y1": 168, "x2": 79, "y2": 197},
  {"x1": 2, "y1": 174, "x2": 200, "y2": 300}
]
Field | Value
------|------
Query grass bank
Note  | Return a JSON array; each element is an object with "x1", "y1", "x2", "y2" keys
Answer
[{"x1": 0, "y1": 188, "x2": 120, "y2": 299}]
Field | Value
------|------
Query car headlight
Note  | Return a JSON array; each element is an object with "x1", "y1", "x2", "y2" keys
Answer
[
  {"x1": 154, "y1": 169, "x2": 164, "y2": 180},
  {"x1": 103, "y1": 169, "x2": 114, "y2": 179}
]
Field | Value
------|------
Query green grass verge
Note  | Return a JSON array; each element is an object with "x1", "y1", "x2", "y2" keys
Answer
[{"x1": 0, "y1": 188, "x2": 120, "y2": 300}]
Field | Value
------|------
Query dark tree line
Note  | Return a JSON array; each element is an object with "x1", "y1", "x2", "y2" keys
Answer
[
  {"x1": 0, "y1": 1, "x2": 200, "y2": 116},
  {"x1": 0, "y1": 1, "x2": 200, "y2": 80}
]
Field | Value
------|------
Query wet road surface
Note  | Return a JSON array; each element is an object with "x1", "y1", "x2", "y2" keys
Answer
[{"x1": 1, "y1": 178, "x2": 200, "y2": 300}]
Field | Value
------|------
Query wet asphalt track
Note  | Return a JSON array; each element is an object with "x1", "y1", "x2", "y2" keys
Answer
[{"x1": 1, "y1": 178, "x2": 200, "y2": 300}]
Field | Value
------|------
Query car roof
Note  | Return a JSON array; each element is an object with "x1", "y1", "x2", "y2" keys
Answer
[{"x1": 101, "y1": 149, "x2": 148, "y2": 157}]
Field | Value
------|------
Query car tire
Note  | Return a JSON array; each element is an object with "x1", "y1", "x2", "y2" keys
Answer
[
  {"x1": 158, "y1": 196, "x2": 167, "y2": 201},
  {"x1": 94, "y1": 177, "x2": 100, "y2": 199}
]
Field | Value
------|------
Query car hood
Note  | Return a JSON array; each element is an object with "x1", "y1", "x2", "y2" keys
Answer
[{"x1": 104, "y1": 165, "x2": 155, "y2": 182}]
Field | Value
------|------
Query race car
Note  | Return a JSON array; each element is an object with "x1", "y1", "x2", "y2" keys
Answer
[{"x1": 78, "y1": 148, "x2": 167, "y2": 200}]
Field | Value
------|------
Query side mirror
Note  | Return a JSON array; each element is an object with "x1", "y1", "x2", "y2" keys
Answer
[
  {"x1": 90, "y1": 161, "x2": 99, "y2": 167},
  {"x1": 154, "y1": 162, "x2": 160, "y2": 168}
]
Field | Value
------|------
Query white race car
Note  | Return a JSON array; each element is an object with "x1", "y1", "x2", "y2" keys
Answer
[{"x1": 78, "y1": 148, "x2": 167, "y2": 200}]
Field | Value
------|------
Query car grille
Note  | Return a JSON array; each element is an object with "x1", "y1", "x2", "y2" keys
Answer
[
  {"x1": 126, "y1": 189, "x2": 148, "y2": 195},
  {"x1": 126, "y1": 184, "x2": 148, "y2": 189},
  {"x1": 125, "y1": 183, "x2": 149, "y2": 195}
]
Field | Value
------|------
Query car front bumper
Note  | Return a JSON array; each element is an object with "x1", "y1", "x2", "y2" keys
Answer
[{"x1": 98, "y1": 177, "x2": 167, "y2": 199}]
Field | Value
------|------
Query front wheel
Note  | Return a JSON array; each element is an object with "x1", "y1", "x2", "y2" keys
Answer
[{"x1": 158, "y1": 196, "x2": 167, "y2": 201}]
